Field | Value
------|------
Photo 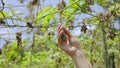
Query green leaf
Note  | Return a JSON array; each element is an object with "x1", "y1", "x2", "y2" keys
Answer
[
  {"x1": 42, "y1": 15, "x2": 53, "y2": 26},
  {"x1": 41, "y1": 28, "x2": 47, "y2": 32},
  {"x1": 20, "y1": 60, "x2": 30, "y2": 66},
  {"x1": 69, "y1": 0, "x2": 80, "y2": 10},
  {"x1": 36, "y1": 6, "x2": 51, "y2": 24},
  {"x1": 7, "y1": 51, "x2": 18, "y2": 61},
  {"x1": 0, "y1": 12, "x2": 9, "y2": 18},
  {"x1": 81, "y1": 3, "x2": 87, "y2": 12},
  {"x1": 36, "y1": 6, "x2": 57, "y2": 24},
  {"x1": 42, "y1": 19, "x2": 49, "y2": 27},
  {"x1": 97, "y1": 0, "x2": 109, "y2": 4}
]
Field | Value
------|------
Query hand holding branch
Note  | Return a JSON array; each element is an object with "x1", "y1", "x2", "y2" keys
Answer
[{"x1": 57, "y1": 25, "x2": 92, "y2": 68}]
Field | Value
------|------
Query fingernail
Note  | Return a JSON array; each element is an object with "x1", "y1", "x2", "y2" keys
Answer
[{"x1": 60, "y1": 25, "x2": 63, "y2": 28}]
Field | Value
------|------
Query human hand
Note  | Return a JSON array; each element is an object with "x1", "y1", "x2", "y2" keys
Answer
[
  {"x1": 57, "y1": 25, "x2": 92, "y2": 68},
  {"x1": 57, "y1": 25, "x2": 80, "y2": 57}
]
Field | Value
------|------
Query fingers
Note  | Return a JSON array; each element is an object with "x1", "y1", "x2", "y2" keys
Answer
[
  {"x1": 57, "y1": 23, "x2": 62, "y2": 31},
  {"x1": 58, "y1": 30, "x2": 66, "y2": 44},
  {"x1": 57, "y1": 25, "x2": 71, "y2": 37},
  {"x1": 57, "y1": 25, "x2": 72, "y2": 46},
  {"x1": 63, "y1": 26, "x2": 71, "y2": 37},
  {"x1": 58, "y1": 25, "x2": 64, "y2": 35}
]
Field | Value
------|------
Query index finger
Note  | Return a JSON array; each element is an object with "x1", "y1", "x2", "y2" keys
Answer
[
  {"x1": 63, "y1": 26, "x2": 71, "y2": 37},
  {"x1": 57, "y1": 25, "x2": 72, "y2": 38},
  {"x1": 57, "y1": 23, "x2": 62, "y2": 31}
]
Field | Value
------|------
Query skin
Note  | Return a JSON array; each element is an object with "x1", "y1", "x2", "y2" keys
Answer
[{"x1": 57, "y1": 25, "x2": 92, "y2": 68}]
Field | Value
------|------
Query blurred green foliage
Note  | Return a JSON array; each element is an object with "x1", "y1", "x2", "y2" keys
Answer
[{"x1": 0, "y1": 0, "x2": 120, "y2": 68}]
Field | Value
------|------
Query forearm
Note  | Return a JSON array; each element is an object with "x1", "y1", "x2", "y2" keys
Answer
[{"x1": 72, "y1": 50, "x2": 92, "y2": 68}]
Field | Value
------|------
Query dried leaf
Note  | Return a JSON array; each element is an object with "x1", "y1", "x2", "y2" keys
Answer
[{"x1": 81, "y1": 24, "x2": 87, "y2": 33}]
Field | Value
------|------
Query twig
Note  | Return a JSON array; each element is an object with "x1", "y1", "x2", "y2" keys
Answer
[
  {"x1": 0, "y1": 0, "x2": 5, "y2": 11},
  {"x1": 3, "y1": 5, "x2": 26, "y2": 8},
  {"x1": 5, "y1": 17, "x2": 26, "y2": 22},
  {"x1": 0, "y1": 0, "x2": 11, "y2": 40},
  {"x1": 0, "y1": 24, "x2": 83, "y2": 28},
  {"x1": 0, "y1": 25, "x2": 46, "y2": 28}
]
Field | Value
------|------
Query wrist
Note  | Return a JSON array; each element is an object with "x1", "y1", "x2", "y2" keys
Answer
[
  {"x1": 72, "y1": 50, "x2": 87, "y2": 68},
  {"x1": 72, "y1": 50, "x2": 92, "y2": 68},
  {"x1": 72, "y1": 49, "x2": 84, "y2": 59}
]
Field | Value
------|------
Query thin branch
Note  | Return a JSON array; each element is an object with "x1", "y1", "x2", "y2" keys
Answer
[
  {"x1": 0, "y1": 24, "x2": 82, "y2": 28},
  {"x1": 0, "y1": 11, "x2": 11, "y2": 40},
  {"x1": 0, "y1": 33, "x2": 16, "y2": 35},
  {"x1": 100, "y1": 21, "x2": 109, "y2": 68},
  {"x1": 0, "y1": 25, "x2": 47, "y2": 28},
  {"x1": 3, "y1": 5, "x2": 27, "y2": 8},
  {"x1": 0, "y1": 0, "x2": 5, "y2": 11}
]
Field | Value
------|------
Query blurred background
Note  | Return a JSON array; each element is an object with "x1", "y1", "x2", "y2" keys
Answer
[{"x1": 0, "y1": 0, "x2": 120, "y2": 68}]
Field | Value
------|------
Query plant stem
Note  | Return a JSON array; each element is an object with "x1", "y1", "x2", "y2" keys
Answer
[{"x1": 100, "y1": 21, "x2": 109, "y2": 68}]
